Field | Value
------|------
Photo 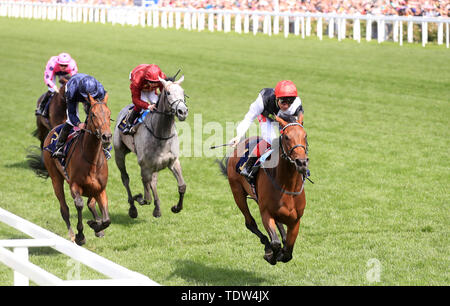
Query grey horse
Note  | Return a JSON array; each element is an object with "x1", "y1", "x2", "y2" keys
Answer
[{"x1": 113, "y1": 75, "x2": 188, "y2": 218}]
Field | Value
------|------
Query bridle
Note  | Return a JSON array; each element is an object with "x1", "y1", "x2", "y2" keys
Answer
[
  {"x1": 144, "y1": 85, "x2": 187, "y2": 140},
  {"x1": 262, "y1": 122, "x2": 308, "y2": 196},
  {"x1": 279, "y1": 122, "x2": 308, "y2": 164},
  {"x1": 85, "y1": 101, "x2": 110, "y2": 141}
]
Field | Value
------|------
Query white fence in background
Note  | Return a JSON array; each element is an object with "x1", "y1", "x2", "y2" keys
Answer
[
  {"x1": 0, "y1": 207, "x2": 159, "y2": 286},
  {"x1": 0, "y1": 1, "x2": 449, "y2": 48}
]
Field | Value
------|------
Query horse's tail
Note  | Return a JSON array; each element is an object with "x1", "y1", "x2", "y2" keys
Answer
[
  {"x1": 26, "y1": 146, "x2": 49, "y2": 179},
  {"x1": 216, "y1": 156, "x2": 229, "y2": 178},
  {"x1": 31, "y1": 128, "x2": 39, "y2": 139}
]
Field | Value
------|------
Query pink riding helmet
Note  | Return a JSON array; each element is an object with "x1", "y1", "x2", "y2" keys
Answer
[{"x1": 56, "y1": 52, "x2": 72, "y2": 65}]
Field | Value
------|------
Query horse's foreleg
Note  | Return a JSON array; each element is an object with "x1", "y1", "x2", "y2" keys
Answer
[
  {"x1": 90, "y1": 190, "x2": 111, "y2": 233},
  {"x1": 276, "y1": 222, "x2": 287, "y2": 246},
  {"x1": 169, "y1": 159, "x2": 186, "y2": 214},
  {"x1": 143, "y1": 172, "x2": 161, "y2": 218},
  {"x1": 115, "y1": 149, "x2": 138, "y2": 218},
  {"x1": 87, "y1": 197, "x2": 104, "y2": 238},
  {"x1": 260, "y1": 211, "x2": 282, "y2": 265},
  {"x1": 70, "y1": 185, "x2": 86, "y2": 246},
  {"x1": 277, "y1": 220, "x2": 300, "y2": 263}
]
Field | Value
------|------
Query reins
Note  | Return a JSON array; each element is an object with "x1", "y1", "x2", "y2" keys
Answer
[
  {"x1": 142, "y1": 87, "x2": 185, "y2": 141},
  {"x1": 261, "y1": 122, "x2": 308, "y2": 196}
]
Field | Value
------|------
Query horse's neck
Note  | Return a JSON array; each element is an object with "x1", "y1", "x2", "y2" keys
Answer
[
  {"x1": 275, "y1": 149, "x2": 303, "y2": 190},
  {"x1": 81, "y1": 130, "x2": 103, "y2": 165},
  {"x1": 148, "y1": 92, "x2": 175, "y2": 136}
]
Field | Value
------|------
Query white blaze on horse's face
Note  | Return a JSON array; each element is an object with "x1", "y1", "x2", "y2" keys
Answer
[{"x1": 158, "y1": 76, "x2": 189, "y2": 121}]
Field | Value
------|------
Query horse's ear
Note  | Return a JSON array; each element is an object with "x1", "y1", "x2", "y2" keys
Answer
[
  {"x1": 175, "y1": 74, "x2": 184, "y2": 85},
  {"x1": 104, "y1": 92, "x2": 109, "y2": 104},
  {"x1": 158, "y1": 76, "x2": 168, "y2": 88},
  {"x1": 275, "y1": 115, "x2": 287, "y2": 128},
  {"x1": 88, "y1": 94, "x2": 96, "y2": 105},
  {"x1": 297, "y1": 112, "x2": 304, "y2": 125}
]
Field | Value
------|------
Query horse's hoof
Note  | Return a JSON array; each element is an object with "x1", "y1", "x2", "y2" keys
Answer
[
  {"x1": 171, "y1": 205, "x2": 182, "y2": 213},
  {"x1": 270, "y1": 241, "x2": 282, "y2": 252},
  {"x1": 134, "y1": 194, "x2": 148, "y2": 205},
  {"x1": 87, "y1": 220, "x2": 99, "y2": 230},
  {"x1": 263, "y1": 253, "x2": 277, "y2": 265},
  {"x1": 153, "y1": 209, "x2": 161, "y2": 218},
  {"x1": 75, "y1": 234, "x2": 86, "y2": 246},
  {"x1": 95, "y1": 230, "x2": 105, "y2": 238},
  {"x1": 129, "y1": 206, "x2": 138, "y2": 218},
  {"x1": 277, "y1": 251, "x2": 292, "y2": 263}
]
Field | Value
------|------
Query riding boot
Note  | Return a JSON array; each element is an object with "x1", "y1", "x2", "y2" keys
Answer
[
  {"x1": 240, "y1": 156, "x2": 259, "y2": 180},
  {"x1": 122, "y1": 109, "x2": 140, "y2": 135},
  {"x1": 35, "y1": 91, "x2": 52, "y2": 117},
  {"x1": 52, "y1": 124, "x2": 72, "y2": 158}
]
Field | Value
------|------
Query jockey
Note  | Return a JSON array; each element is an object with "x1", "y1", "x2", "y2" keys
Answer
[
  {"x1": 52, "y1": 73, "x2": 106, "y2": 158},
  {"x1": 229, "y1": 80, "x2": 303, "y2": 180},
  {"x1": 36, "y1": 52, "x2": 78, "y2": 116},
  {"x1": 122, "y1": 64, "x2": 167, "y2": 135}
]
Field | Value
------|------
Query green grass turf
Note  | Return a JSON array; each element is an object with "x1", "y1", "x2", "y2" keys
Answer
[{"x1": 0, "y1": 17, "x2": 449, "y2": 285}]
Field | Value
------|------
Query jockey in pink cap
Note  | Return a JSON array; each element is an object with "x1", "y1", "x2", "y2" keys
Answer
[{"x1": 36, "y1": 52, "x2": 78, "y2": 116}]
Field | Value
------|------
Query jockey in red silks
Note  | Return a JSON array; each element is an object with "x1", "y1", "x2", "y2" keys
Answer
[
  {"x1": 122, "y1": 64, "x2": 167, "y2": 135},
  {"x1": 229, "y1": 80, "x2": 304, "y2": 180},
  {"x1": 36, "y1": 52, "x2": 78, "y2": 116}
]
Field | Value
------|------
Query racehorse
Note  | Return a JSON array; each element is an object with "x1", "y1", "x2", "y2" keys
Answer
[
  {"x1": 34, "y1": 78, "x2": 68, "y2": 149},
  {"x1": 219, "y1": 114, "x2": 309, "y2": 265},
  {"x1": 28, "y1": 94, "x2": 112, "y2": 246},
  {"x1": 114, "y1": 75, "x2": 188, "y2": 219}
]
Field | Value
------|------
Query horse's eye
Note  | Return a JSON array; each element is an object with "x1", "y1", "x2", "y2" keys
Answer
[{"x1": 167, "y1": 92, "x2": 171, "y2": 95}]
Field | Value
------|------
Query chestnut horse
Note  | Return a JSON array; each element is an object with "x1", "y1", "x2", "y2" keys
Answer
[
  {"x1": 220, "y1": 114, "x2": 309, "y2": 265},
  {"x1": 34, "y1": 78, "x2": 68, "y2": 149},
  {"x1": 29, "y1": 94, "x2": 112, "y2": 246}
]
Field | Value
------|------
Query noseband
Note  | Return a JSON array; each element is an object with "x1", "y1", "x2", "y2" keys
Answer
[{"x1": 154, "y1": 87, "x2": 187, "y2": 117}]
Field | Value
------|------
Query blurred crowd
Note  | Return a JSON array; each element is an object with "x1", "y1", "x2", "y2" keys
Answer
[{"x1": 28, "y1": 1, "x2": 450, "y2": 17}]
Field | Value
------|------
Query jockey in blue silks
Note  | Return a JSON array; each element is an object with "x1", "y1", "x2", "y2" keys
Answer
[{"x1": 52, "y1": 73, "x2": 106, "y2": 158}]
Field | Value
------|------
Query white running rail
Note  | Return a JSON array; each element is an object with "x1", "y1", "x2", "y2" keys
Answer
[
  {"x1": 0, "y1": 207, "x2": 159, "y2": 286},
  {"x1": 0, "y1": 1, "x2": 449, "y2": 48}
]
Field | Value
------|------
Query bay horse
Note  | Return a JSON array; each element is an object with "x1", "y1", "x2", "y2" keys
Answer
[
  {"x1": 114, "y1": 75, "x2": 188, "y2": 219},
  {"x1": 34, "y1": 78, "x2": 68, "y2": 149},
  {"x1": 219, "y1": 114, "x2": 309, "y2": 265},
  {"x1": 29, "y1": 94, "x2": 112, "y2": 246}
]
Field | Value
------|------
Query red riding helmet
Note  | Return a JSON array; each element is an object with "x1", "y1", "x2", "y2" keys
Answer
[
  {"x1": 144, "y1": 64, "x2": 164, "y2": 82},
  {"x1": 274, "y1": 80, "x2": 298, "y2": 98}
]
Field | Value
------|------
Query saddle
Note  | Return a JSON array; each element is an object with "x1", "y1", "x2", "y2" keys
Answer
[
  {"x1": 117, "y1": 106, "x2": 151, "y2": 133},
  {"x1": 236, "y1": 137, "x2": 273, "y2": 185}
]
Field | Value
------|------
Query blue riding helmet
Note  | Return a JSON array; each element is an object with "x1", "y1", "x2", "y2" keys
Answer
[{"x1": 79, "y1": 75, "x2": 105, "y2": 100}]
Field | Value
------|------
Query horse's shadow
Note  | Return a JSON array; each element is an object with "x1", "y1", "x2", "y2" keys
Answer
[{"x1": 169, "y1": 259, "x2": 267, "y2": 286}]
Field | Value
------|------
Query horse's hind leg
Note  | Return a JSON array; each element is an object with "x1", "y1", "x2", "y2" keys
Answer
[
  {"x1": 115, "y1": 148, "x2": 139, "y2": 218},
  {"x1": 46, "y1": 159, "x2": 75, "y2": 242},
  {"x1": 230, "y1": 180, "x2": 270, "y2": 251},
  {"x1": 169, "y1": 158, "x2": 186, "y2": 214},
  {"x1": 70, "y1": 185, "x2": 86, "y2": 246}
]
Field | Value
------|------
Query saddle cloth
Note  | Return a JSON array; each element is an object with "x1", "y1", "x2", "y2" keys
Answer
[
  {"x1": 235, "y1": 137, "x2": 273, "y2": 181},
  {"x1": 43, "y1": 124, "x2": 79, "y2": 167},
  {"x1": 117, "y1": 106, "x2": 151, "y2": 132}
]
